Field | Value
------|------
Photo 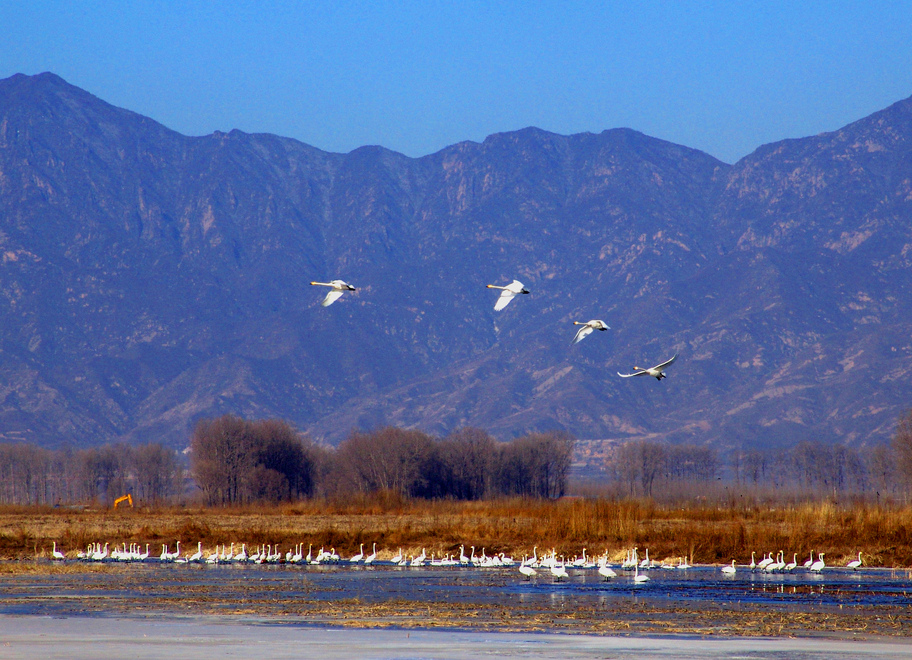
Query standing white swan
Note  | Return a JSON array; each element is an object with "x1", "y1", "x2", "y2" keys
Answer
[
  {"x1": 571, "y1": 319, "x2": 610, "y2": 345},
  {"x1": 310, "y1": 279, "x2": 356, "y2": 307},
  {"x1": 785, "y1": 553, "x2": 798, "y2": 572},
  {"x1": 51, "y1": 542, "x2": 65, "y2": 560},
  {"x1": 618, "y1": 354, "x2": 678, "y2": 380},
  {"x1": 810, "y1": 552, "x2": 826, "y2": 572},
  {"x1": 486, "y1": 280, "x2": 529, "y2": 311},
  {"x1": 350, "y1": 543, "x2": 364, "y2": 563},
  {"x1": 550, "y1": 558, "x2": 568, "y2": 581},
  {"x1": 847, "y1": 551, "x2": 862, "y2": 570},
  {"x1": 188, "y1": 541, "x2": 203, "y2": 563}
]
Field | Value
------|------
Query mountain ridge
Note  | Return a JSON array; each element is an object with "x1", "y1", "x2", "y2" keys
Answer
[{"x1": 1, "y1": 73, "x2": 910, "y2": 462}]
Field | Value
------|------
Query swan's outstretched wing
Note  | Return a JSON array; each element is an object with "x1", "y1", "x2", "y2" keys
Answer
[
  {"x1": 506, "y1": 279, "x2": 526, "y2": 293},
  {"x1": 321, "y1": 290, "x2": 345, "y2": 307},
  {"x1": 493, "y1": 289, "x2": 516, "y2": 311},
  {"x1": 617, "y1": 369, "x2": 649, "y2": 378},
  {"x1": 572, "y1": 325, "x2": 593, "y2": 344},
  {"x1": 652, "y1": 354, "x2": 678, "y2": 371},
  {"x1": 490, "y1": 279, "x2": 527, "y2": 311}
]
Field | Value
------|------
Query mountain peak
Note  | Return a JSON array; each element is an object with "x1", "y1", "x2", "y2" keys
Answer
[
  {"x1": 0, "y1": 71, "x2": 89, "y2": 98},
  {"x1": 2, "y1": 74, "x2": 911, "y2": 454}
]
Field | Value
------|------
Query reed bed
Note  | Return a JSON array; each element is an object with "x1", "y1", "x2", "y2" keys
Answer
[{"x1": 3, "y1": 497, "x2": 912, "y2": 566}]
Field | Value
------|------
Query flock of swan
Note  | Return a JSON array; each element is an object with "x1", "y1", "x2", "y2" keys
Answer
[
  {"x1": 49, "y1": 541, "x2": 866, "y2": 583},
  {"x1": 310, "y1": 277, "x2": 679, "y2": 379},
  {"x1": 722, "y1": 550, "x2": 864, "y2": 575}
]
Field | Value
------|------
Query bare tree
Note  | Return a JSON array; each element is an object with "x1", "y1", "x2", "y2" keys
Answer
[
  {"x1": 868, "y1": 443, "x2": 897, "y2": 500},
  {"x1": 742, "y1": 449, "x2": 768, "y2": 486},
  {"x1": 252, "y1": 419, "x2": 316, "y2": 501},
  {"x1": 438, "y1": 428, "x2": 496, "y2": 500},
  {"x1": 611, "y1": 442, "x2": 642, "y2": 497},
  {"x1": 73, "y1": 445, "x2": 130, "y2": 504},
  {"x1": 495, "y1": 431, "x2": 574, "y2": 498},
  {"x1": 0, "y1": 444, "x2": 53, "y2": 504},
  {"x1": 191, "y1": 415, "x2": 256, "y2": 505},
  {"x1": 133, "y1": 443, "x2": 181, "y2": 503},
  {"x1": 335, "y1": 427, "x2": 435, "y2": 497},
  {"x1": 893, "y1": 409, "x2": 912, "y2": 494},
  {"x1": 609, "y1": 440, "x2": 667, "y2": 497},
  {"x1": 190, "y1": 415, "x2": 316, "y2": 505}
]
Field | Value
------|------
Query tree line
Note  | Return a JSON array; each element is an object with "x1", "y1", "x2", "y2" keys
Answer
[
  {"x1": 605, "y1": 409, "x2": 912, "y2": 501},
  {"x1": 3, "y1": 408, "x2": 912, "y2": 506},
  {"x1": 0, "y1": 418, "x2": 574, "y2": 506},
  {"x1": 190, "y1": 417, "x2": 575, "y2": 505},
  {"x1": 0, "y1": 441, "x2": 182, "y2": 506}
]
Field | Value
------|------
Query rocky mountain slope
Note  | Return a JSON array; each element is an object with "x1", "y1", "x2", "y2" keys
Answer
[{"x1": 1, "y1": 72, "x2": 910, "y2": 458}]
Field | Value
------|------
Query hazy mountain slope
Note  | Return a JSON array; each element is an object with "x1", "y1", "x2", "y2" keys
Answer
[{"x1": 1, "y1": 72, "x2": 910, "y2": 455}]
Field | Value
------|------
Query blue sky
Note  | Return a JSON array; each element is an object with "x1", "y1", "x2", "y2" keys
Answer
[{"x1": 2, "y1": 1, "x2": 911, "y2": 163}]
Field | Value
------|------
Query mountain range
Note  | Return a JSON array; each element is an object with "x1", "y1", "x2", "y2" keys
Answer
[{"x1": 1, "y1": 72, "x2": 911, "y2": 467}]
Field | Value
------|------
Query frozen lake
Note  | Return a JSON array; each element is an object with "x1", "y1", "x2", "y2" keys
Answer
[
  {"x1": 1, "y1": 561, "x2": 910, "y2": 656},
  {"x1": 1, "y1": 616, "x2": 911, "y2": 659},
  {"x1": 4, "y1": 561, "x2": 911, "y2": 612}
]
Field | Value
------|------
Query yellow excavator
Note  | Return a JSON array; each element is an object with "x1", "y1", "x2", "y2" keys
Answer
[{"x1": 114, "y1": 494, "x2": 134, "y2": 508}]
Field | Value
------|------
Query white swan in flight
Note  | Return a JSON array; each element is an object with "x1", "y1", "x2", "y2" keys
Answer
[
  {"x1": 571, "y1": 319, "x2": 609, "y2": 344},
  {"x1": 310, "y1": 279, "x2": 356, "y2": 306},
  {"x1": 486, "y1": 280, "x2": 529, "y2": 311},
  {"x1": 618, "y1": 354, "x2": 678, "y2": 380}
]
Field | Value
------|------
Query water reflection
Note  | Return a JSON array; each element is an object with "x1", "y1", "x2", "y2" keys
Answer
[{"x1": 2, "y1": 562, "x2": 911, "y2": 616}]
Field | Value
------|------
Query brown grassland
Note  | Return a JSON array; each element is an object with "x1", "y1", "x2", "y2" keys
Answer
[{"x1": 3, "y1": 495, "x2": 912, "y2": 566}]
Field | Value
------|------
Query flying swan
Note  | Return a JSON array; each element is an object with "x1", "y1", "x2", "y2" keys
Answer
[
  {"x1": 486, "y1": 280, "x2": 529, "y2": 311},
  {"x1": 310, "y1": 279, "x2": 356, "y2": 306},
  {"x1": 571, "y1": 319, "x2": 610, "y2": 344},
  {"x1": 618, "y1": 354, "x2": 678, "y2": 380}
]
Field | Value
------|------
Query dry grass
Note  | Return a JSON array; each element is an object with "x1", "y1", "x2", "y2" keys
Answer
[{"x1": 3, "y1": 497, "x2": 912, "y2": 566}]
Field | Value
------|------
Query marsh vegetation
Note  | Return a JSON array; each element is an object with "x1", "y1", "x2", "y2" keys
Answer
[{"x1": 1, "y1": 496, "x2": 910, "y2": 567}]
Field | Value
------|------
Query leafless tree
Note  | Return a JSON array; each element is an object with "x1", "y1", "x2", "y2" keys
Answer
[
  {"x1": 191, "y1": 415, "x2": 249, "y2": 505},
  {"x1": 741, "y1": 449, "x2": 769, "y2": 486},
  {"x1": 190, "y1": 415, "x2": 315, "y2": 505},
  {"x1": 0, "y1": 444, "x2": 53, "y2": 504},
  {"x1": 251, "y1": 419, "x2": 317, "y2": 501},
  {"x1": 868, "y1": 443, "x2": 897, "y2": 499},
  {"x1": 438, "y1": 428, "x2": 497, "y2": 500},
  {"x1": 495, "y1": 431, "x2": 574, "y2": 498},
  {"x1": 133, "y1": 443, "x2": 182, "y2": 503},
  {"x1": 893, "y1": 409, "x2": 912, "y2": 495},
  {"x1": 335, "y1": 427, "x2": 435, "y2": 497},
  {"x1": 73, "y1": 444, "x2": 130, "y2": 504},
  {"x1": 609, "y1": 440, "x2": 667, "y2": 497}
]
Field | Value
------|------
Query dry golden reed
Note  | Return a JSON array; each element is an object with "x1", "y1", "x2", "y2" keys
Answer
[{"x1": 2, "y1": 497, "x2": 911, "y2": 566}]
